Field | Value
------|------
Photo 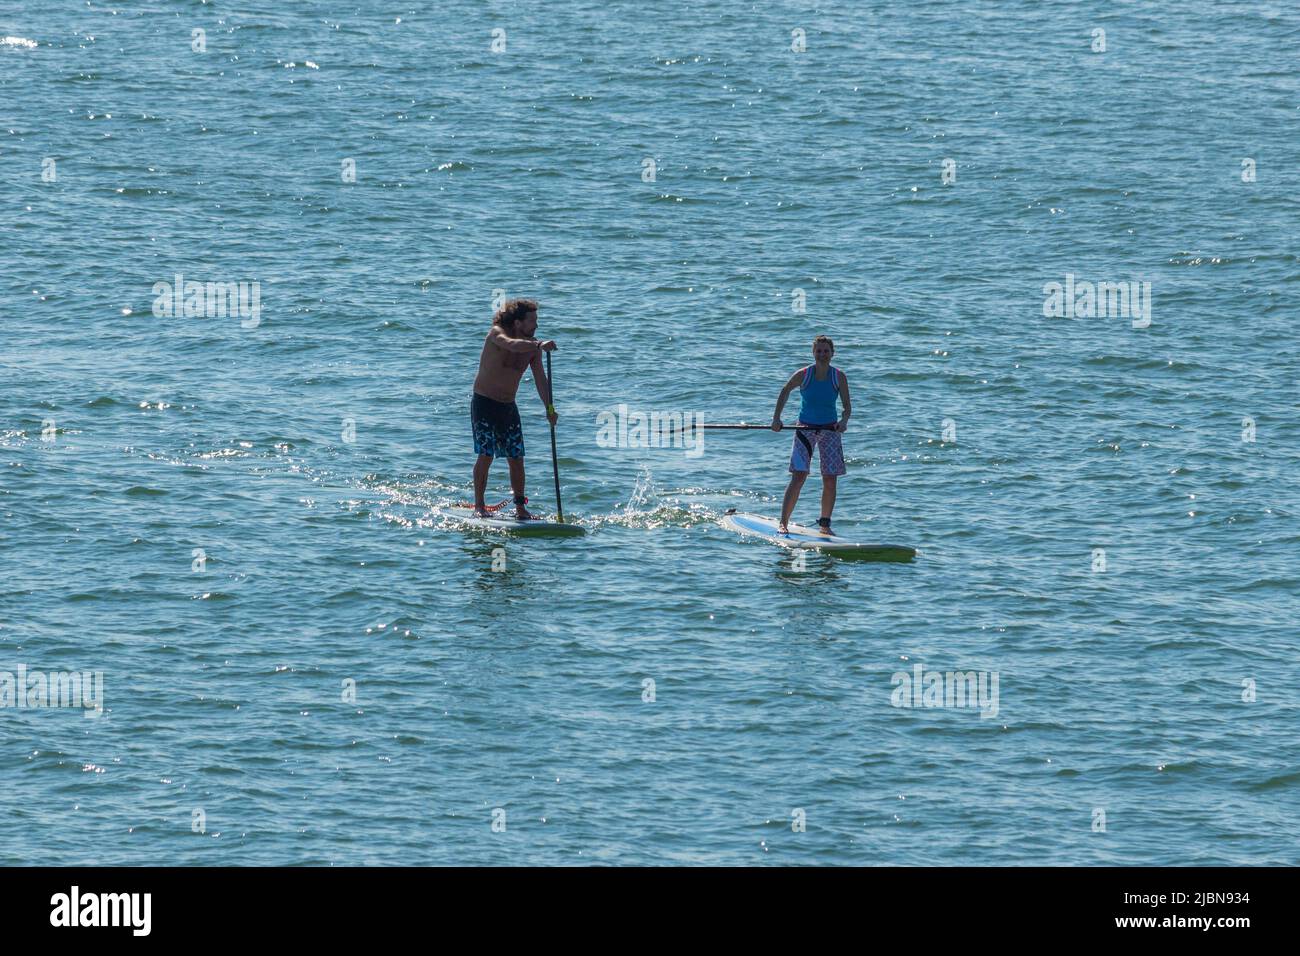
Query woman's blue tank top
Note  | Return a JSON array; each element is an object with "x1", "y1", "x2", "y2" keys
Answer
[{"x1": 798, "y1": 366, "x2": 839, "y2": 426}]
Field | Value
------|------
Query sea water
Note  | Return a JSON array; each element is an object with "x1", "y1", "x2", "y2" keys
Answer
[{"x1": 1, "y1": 1, "x2": 1297, "y2": 864}]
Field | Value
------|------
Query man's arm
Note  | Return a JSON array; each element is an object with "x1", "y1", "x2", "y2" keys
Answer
[
  {"x1": 530, "y1": 351, "x2": 558, "y2": 424},
  {"x1": 489, "y1": 325, "x2": 544, "y2": 355},
  {"x1": 771, "y1": 368, "x2": 805, "y2": 430}
]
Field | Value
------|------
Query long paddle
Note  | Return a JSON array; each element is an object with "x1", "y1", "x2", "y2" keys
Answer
[
  {"x1": 693, "y1": 423, "x2": 829, "y2": 430},
  {"x1": 546, "y1": 349, "x2": 563, "y2": 523}
]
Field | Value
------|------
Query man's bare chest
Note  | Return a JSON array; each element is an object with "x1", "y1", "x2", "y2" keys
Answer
[{"x1": 498, "y1": 350, "x2": 532, "y2": 372}]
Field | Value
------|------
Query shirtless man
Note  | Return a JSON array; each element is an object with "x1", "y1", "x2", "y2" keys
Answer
[
  {"x1": 470, "y1": 298, "x2": 557, "y2": 519},
  {"x1": 770, "y1": 335, "x2": 852, "y2": 535}
]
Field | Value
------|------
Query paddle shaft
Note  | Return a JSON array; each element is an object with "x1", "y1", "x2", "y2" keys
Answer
[
  {"x1": 546, "y1": 350, "x2": 563, "y2": 522},
  {"x1": 693, "y1": 423, "x2": 833, "y2": 431}
]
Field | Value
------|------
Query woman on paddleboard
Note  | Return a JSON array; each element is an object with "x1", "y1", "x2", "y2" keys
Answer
[
  {"x1": 469, "y1": 298, "x2": 558, "y2": 519},
  {"x1": 770, "y1": 335, "x2": 852, "y2": 535}
]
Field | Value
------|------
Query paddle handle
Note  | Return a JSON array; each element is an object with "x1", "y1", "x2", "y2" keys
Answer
[{"x1": 546, "y1": 350, "x2": 563, "y2": 523}]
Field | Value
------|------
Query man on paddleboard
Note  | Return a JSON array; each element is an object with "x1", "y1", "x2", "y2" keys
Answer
[
  {"x1": 770, "y1": 335, "x2": 852, "y2": 534},
  {"x1": 470, "y1": 298, "x2": 557, "y2": 519}
]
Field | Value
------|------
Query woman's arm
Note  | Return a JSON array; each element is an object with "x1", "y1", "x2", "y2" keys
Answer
[
  {"x1": 837, "y1": 371, "x2": 851, "y2": 431},
  {"x1": 771, "y1": 369, "x2": 806, "y2": 430}
]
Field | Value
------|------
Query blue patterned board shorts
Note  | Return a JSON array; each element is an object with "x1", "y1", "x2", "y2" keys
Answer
[
  {"x1": 790, "y1": 424, "x2": 845, "y2": 476},
  {"x1": 471, "y1": 393, "x2": 525, "y2": 459}
]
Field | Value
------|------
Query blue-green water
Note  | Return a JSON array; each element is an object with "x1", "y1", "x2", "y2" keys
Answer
[{"x1": 2, "y1": 1, "x2": 1298, "y2": 865}]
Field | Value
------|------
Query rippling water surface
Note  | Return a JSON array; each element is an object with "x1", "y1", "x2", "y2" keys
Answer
[{"x1": 2, "y1": 1, "x2": 1298, "y2": 865}]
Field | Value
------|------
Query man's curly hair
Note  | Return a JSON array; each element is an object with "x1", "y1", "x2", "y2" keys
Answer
[{"x1": 493, "y1": 298, "x2": 539, "y2": 330}]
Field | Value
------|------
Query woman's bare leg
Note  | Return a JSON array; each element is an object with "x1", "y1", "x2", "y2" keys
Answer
[{"x1": 780, "y1": 471, "x2": 808, "y2": 531}]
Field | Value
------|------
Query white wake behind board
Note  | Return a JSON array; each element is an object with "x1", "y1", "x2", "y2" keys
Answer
[
  {"x1": 719, "y1": 511, "x2": 915, "y2": 561},
  {"x1": 435, "y1": 503, "x2": 585, "y2": 537}
]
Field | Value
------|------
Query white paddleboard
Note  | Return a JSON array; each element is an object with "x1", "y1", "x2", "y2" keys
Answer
[
  {"x1": 719, "y1": 510, "x2": 915, "y2": 561},
  {"x1": 435, "y1": 503, "x2": 585, "y2": 537}
]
